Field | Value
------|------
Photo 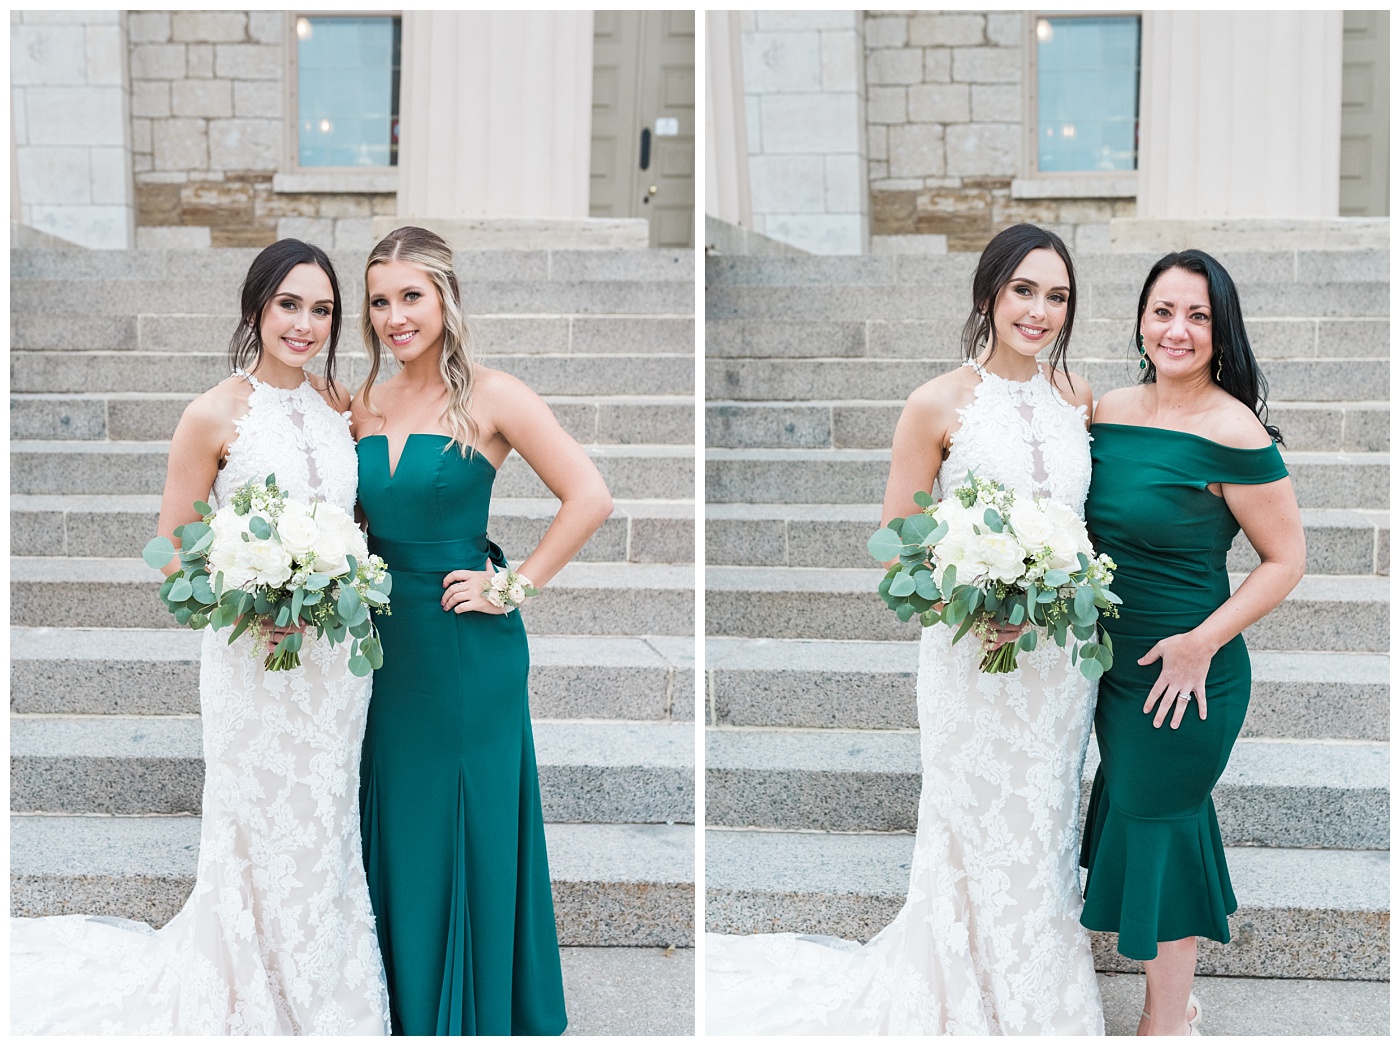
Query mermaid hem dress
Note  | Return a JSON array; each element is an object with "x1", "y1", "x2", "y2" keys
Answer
[
  {"x1": 1078, "y1": 423, "x2": 1289, "y2": 961},
  {"x1": 356, "y1": 433, "x2": 567, "y2": 1035}
]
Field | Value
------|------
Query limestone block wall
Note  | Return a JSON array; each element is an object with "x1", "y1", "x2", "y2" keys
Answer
[
  {"x1": 740, "y1": 11, "x2": 869, "y2": 255},
  {"x1": 127, "y1": 9, "x2": 394, "y2": 249},
  {"x1": 863, "y1": 10, "x2": 1133, "y2": 252},
  {"x1": 11, "y1": 10, "x2": 136, "y2": 248}
]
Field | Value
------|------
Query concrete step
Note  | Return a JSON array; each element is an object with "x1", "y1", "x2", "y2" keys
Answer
[
  {"x1": 11, "y1": 716, "x2": 694, "y2": 823},
  {"x1": 1094, "y1": 971, "x2": 1387, "y2": 1037},
  {"x1": 706, "y1": 356, "x2": 1389, "y2": 403},
  {"x1": 560, "y1": 947, "x2": 693, "y2": 1036},
  {"x1": 11, "y1": 495, "x2": 695, "y2": 566},
  {"x1": 706, "y1": 399, "x2": 1389, "y2": 453},
  {"x1": 706, "y1": 282, "x2": 1389, "y2": 322},
  {"x1": 704, "y1": 567, "x2": 1388, "y2": 650},
  {"x1": 13, "y1": 392, "x2": 695, "y2": 445},
  {"x1": 13, "y1": 628, "x2": 695, "y2": 722},
  {"x1": 708, "y1": 316, "x2": 1389, "y2": 361},
  {"x1": 12, "y1": 351, "x2": 694, "y2": 397},
  {"x1": 706, "y1": 638, "x2": 1390, "y2": 741},
  {"x1": 704, "y1": 830, "x2": 1388, "y2": 980},
  {"x1": 10, "y1": 558, "x2": 695, "y2": 635},
  {"x1": 705, "y1": 729, "x2": 1388, "y2": 848},
  {"x1": 706, "y1": 503, "x2": 1389, "y2": 576},
  {"x1": 12, "y1": 245, "x2": 695, "y2": 286},
  {"x1": 706, "y1": 249, "x2": 1389, "y2": 287},
  {"x1": 11, "y1": 440, "x2": 694, "y2": 500},
  {"x1": 704, "y1": 448, "x2": 1389, "y2": 511},
  {"x1": 11, "y1": 815, "x2": 694, "y2": 947},
  {"x1": 12, "y1": 278, "x2": 694, "y2": 318}
]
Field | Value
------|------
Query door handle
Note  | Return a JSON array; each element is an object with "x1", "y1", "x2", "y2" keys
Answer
[{"x1": 639, "y1": 128, "x2": 651, "y2": 170}]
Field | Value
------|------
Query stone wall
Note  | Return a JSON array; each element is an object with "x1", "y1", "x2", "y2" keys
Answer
[
  {"x1": 739, "y1": 11, "x2": 868, "y2": 254},
  {"x1": 863, "y1": 10, "x2": 1133, "y2": 252},
  {"x1": 127, "y1": 9, "x2": 394, "y2": 249},
  {"x1": 11, "y1": 10, "x2": 136, "y2": 248}
]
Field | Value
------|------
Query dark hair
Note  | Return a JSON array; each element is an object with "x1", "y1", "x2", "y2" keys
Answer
[
  {"x1": 228, "y1": 238, "x2": 344, "y2": 404},
  {"x1": 960, "y1": 223, "x2": 1077, "y2": 388},
  {"x1": 1135, "y1": 249, "x2": 1282, "y2": 444}
]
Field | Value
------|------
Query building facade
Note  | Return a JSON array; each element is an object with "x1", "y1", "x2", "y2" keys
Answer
[
  {"x1": 708, "y1": 9, "x2": 1389, "y2": 255},
  {"x1": 11, "y1": 9, "x2": 695, "y2": 250}
]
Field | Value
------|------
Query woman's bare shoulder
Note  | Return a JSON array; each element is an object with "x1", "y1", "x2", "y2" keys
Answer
[{"x1": 1198, "y1": 394, "x2": 1274, "y2": 450}]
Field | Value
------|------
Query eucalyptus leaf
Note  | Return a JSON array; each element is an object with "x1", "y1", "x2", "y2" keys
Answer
[
  {"x1": 1079, "y1": 658, "x2": 1104, "y2": 681},
  {"x1": 983, "y1": 508, "x2": 1003, "y2": 533},
  {"x1": 248, "y1": 516, "x2": 271, "y2": 540},
  {"x1": 889, "y1": 573, "x2": 916, "y2": 598},
  {"x1": 1018, "y1": 629, "x2": 1037, "y2": 652},
  {"x1": 867, "y1": 527, "x2": 906, "y2": 562},
  {"x1": 912, "y1": 490, "x2": 934, "y2": 509},
  {"x1": 1074, "y1": 585, "x2": 1094, "y2": 621},
  {"x1": 924, "y1": 520, "x2": 948, "y2": 546},
  {"x1": 190, "y1": 574, "x2": 216, "y2": 605},
  {"x1": 950, "y1": 611, "x2": 976, "y2": 645},
  {"x1": 174, "y1": 605, "x2": 193, "y2": 625},
  {"x1": 1043, "y1": 569, "x2": 1070, "y2": 588},
  {"x1": 895, "y1": 603, "x2": 914, "y2": 622},
  {"x1": 305, "y1": 573, "x2": 331, "y2": 591},
  {"x1": 913, "y1": 571, "x2": 939, "y2": 600},
  {"x1": 275, "y1": 604, "x2": 291, "y2": 627},
  {"x1": 940, "y1": 565, "x2": 957, "y2": 602},
  {"x1": 169, "y1": 577, "x2": 193, "y2": 602},
  {"x1": 1009, "y1": 602, "x2": 1026, "y2": 625},
  {"x1": 142, "y1": 536, "x2": 177, "y2": 570},
  {"x1": 337, "y1": 585, "x2": 362, "y2": 620},
  {"x1": 194, "y1": 500, "x2": 213, "y2": 516},
  {"x1": 901, "y1": 513, "x2": 936, "y2": 544},
  {"x1": 347, "y1": 654, "x2": 372, "y2": 677}
]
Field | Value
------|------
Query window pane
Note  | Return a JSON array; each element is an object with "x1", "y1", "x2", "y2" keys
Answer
[
  {"x1": 298, "y1": 16, "x2": 400, "y2": 168},
  {"x1": 1037, "y1": 15, "x2": 1140, "y2": 173}
]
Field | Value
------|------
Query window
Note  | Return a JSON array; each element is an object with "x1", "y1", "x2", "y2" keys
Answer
[
  {"x1": 294, "y1": 14, "x2": 401, "y2": 168},
  {"x1": 1033, "y1": 14, "x2": 1140, "y2": 173}
]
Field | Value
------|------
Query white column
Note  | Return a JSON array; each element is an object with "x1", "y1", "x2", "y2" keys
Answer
[
  {"x1": 1137, "y1": 11, "x2": 1342, "y2": 218},
  {"x1": 11, "y1": 11, "x2": 136, "y2": 247},
  {"x1": 397, "y1": 11, "x2": 593, "y2": 219},
  {"x1": 705, "y1": 10, "x2": 752, "y2": 227}
]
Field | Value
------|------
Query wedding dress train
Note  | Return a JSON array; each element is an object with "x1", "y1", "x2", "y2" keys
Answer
[
  {"x1": 10, "y1": 373, "x2": 391, "y2": 1035},
  {"x1": 706, "y1": 361, "x2": 1104, "y2": 1035}
]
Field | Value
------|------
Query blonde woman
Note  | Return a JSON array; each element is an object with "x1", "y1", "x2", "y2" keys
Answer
[{"x1": 351, "y1": 226, "x2": 612, "y2": 1035}]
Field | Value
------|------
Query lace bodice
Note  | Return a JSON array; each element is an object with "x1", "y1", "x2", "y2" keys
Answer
[
  {"x1": 938, "y1": 359, "x2": 1091, "y2": 514},
  {"x1": 215, "y1": 371, "x2": 358, "y2": 514}
]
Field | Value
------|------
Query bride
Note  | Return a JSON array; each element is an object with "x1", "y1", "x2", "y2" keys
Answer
[
  {"x1": 706, "y1": 224, "x2": 1105, "y2": 1035},
  {"x1": 10, "y1": 240, "x2": 391, "y2": 1035}
]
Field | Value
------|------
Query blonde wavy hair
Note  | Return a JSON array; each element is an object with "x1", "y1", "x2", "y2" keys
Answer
[{"x1": 358, "y1": 225, "x2": 479, "y2": 455}]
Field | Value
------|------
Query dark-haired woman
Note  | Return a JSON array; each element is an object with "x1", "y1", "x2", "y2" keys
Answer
[
  {"x1": 1079, "y1": 251, "x2": 1305, "y2": 1036},
  {"x1": 707, "y1": 224, "x2": 1105, "y2": 1034},
  {"x1": 11, "y1": 240, "x2": 392, "y2": 1034}
]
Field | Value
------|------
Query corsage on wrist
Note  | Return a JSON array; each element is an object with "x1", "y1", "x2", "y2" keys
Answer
[{"x1": 483, "y1": 569, "x2": 537, "y2": 613}]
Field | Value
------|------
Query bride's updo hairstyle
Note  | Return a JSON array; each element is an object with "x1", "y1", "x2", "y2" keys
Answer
[
  {"x1": 960, "y1": 222, "x2": 1078, "y2": 389},
  {"x1": 1135, "y1": 249, "x2": 1282, "y2": 445},
  {"x1": 229, "y1": 238, "x2": 344, "y2": 402},
  {"x1": 359, "y1": 225, "x2": 479, "y2": 455}
]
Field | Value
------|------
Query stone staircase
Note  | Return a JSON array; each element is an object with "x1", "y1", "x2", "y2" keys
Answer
[
  {"x1": 8, "y1": 244, "x2": 696, "y2": 1033},
  {"x1": 703, "y1": 248, "x2": 1390, "y2": 1003}
]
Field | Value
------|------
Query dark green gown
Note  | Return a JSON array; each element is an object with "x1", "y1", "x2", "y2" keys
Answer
[
  {"x1": 1078, "y1": 423, "x2": 1288, "y2": 961},
  {"x1": 356, "y1": 433, "x2": 567, "y2": 1035}
]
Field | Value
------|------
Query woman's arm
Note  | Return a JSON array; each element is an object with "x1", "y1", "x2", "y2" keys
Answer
[
  {"x1": 441, "y1": 372, "x2": 612, "y2": 613},
  {"x1": 1140, "y1": 474, "x2": 1306, "y2": 728},
  {"x1": 153, "y1": 390, "x2": 234, "y2": 577},
  {"x1": 880, "y1": 379, "x2": 955, "y2": 526}
]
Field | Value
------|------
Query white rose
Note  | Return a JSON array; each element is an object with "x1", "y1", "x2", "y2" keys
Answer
[
  {"x1": 1043, "y1": 500, "x2": 1093, "y2": 569},
  {"x1": 928, "y1": 502, "x2": 976, "y2": 578},
  {"x1": 276, "y1": 501, "x2": 319, "y2": 561},
  {"x1": 974, "y1": 530, "x2": 1027, "y2": 584},
  {"x1": 238, "y1": 536, "x2": 293, "y2": 589},
  {"x1": 508, "y1": 583, "x2": 526, "y2": 604},
  {"x1": 1008, "y1": 500, "x2": 1054, "y2": 554},
  {"x1": 309, "y1": 507, "x2": 368, "y2": 577},
  {"x1": 206, "y1": 508, "x2": 256, "y2": 590}
]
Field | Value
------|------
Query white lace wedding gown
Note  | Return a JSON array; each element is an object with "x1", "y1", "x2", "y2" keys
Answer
[
  {"x1": 706, "y1": 360, "x2": 1104, "y2": 1035},
  {"x1": 11, "y1": 372, "x2": 392, "y2": 1035}
]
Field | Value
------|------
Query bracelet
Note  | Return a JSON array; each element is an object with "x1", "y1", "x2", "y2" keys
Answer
[{"x1": 483, "y1": 569, "x2": 537, "y2": 613}]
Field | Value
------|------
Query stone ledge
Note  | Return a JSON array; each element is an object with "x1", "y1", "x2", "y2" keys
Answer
[
  {"x1": 373, "y1": 215, "x2": 650, "y2": 250},
  {"x1": 273, "y1": 170, "x2": 399, "y2": 194},
  {"x1": 1012, "y1": 174, "x2": 1138, "y2": 199}
]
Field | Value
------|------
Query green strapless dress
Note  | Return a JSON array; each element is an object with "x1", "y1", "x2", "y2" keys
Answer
[
  {"x1": 356, "y1": 434, "x2": 566, "y2": 1035},
  {"x1": 1079, "y1": 423, "x2": 1288, "y2": 961}
]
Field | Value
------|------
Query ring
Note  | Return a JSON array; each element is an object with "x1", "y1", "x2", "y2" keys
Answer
[{"x1": 1176, "y1": 692, "x2": 1191, "y2": 703}]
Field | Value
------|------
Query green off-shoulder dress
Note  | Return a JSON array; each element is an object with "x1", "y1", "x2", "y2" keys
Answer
[
  {"x1": 356, "y1": 434, "x2": 567, "y2": 1035},
  {"x1": 1079, "y1": 423, "x2": 1288, "y2": 960}
]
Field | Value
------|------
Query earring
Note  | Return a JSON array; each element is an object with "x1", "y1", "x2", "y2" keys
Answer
[
  {"x1": 1137, "y1": 334, "x2": 1147, "y2": 370},
  {"x1": 1215, "y1": 354, "x2": 1224, "y2": 382}
]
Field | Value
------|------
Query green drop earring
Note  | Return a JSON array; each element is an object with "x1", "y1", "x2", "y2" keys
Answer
[{"x1": 1137, "y1": 334, "x2": 1147, "y2": 370}]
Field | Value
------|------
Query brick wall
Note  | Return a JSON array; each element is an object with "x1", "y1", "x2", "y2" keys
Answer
[
  {"x1": 127, "y1": 10, "x2": 394, "y2": 249},
  {"x1": 864, "y1": 10, "x2": 1133, "y2": 252}
]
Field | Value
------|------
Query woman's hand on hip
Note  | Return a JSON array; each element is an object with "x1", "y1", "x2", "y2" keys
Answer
[
  {"x1": 441, "y1": 568, "x2": 508, "y2": 615},
  {"x1": 1138, "y1": 631, "x2": 1216, "y2": 728}
]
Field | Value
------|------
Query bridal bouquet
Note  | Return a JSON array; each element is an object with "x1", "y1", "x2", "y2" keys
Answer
[
  {"x1": 142, "y1": 474, "x2": 392, "y2": 674},
  {"x1": 867, "y1": 472, "x2": 1119, "y2": 678}
]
